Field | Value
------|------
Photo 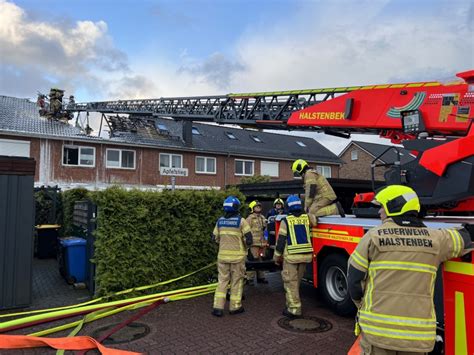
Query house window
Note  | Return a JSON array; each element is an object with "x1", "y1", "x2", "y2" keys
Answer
[
  {"x1": 63, "y1": 146, "x2": 95, "y2": 167},
  {"x1": 316, "y1": 165, "x2": 332, "y2": 178},
  {"x1": 251, "y1": 135, "x2": 263, "y2": 143},
  {"x1": 106, "y1": 149, "x2": 136, "y2": 169},
  {"x1": 260, "y1": 161, "x2": 279, "y2": 177},
  {"x1": 160, "y1": 153, "x2": 182, "y2": 168},
  {"x1": 192, "y1": 127, "x2": 201, "y2": 135},
  {"x1": 0, "y1": 139, "x2": 30, "y2": 157},
  {"x1": 225, "y1": 132, "x2": 237, "y2": 140},
  {"x1": 351, "y1": 150, "x2": 358, "y2": 161},
  {"x1": 196, "y1": 156, "x2": 216, "y2": 174},
  {"x1": 296, "y1": 141, "x2": 307, "y2": 147},
  {"x1": 235, "y1": 159, "x2": 254, "y2": 176}
]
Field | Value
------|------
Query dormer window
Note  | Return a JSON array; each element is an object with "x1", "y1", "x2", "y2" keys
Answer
[
  {"x1": 296, "y1": 141, "x2": 306, "y2": 147},
  {"x1": 192, "y1": 127, "x2": 201, "y2": 135},
  {"x1": 251, "y1": 135, "x2": 263, "y2": 143}
]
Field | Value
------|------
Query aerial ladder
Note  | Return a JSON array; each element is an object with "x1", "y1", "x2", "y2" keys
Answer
[{"x1": 53, "y1": 69, "x2": 474, "y2": 355}]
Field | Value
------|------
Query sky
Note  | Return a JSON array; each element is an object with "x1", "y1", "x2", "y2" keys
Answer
[{"x1": 0, "y1": 0, "x2": 473, "y2": 152}]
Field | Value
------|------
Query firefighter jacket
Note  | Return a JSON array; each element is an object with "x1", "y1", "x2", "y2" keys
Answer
[
  {"x1": 246, "y1": 213, "x2": 267, "y2": 247},
  {"x1": 213, "y1": 216, "x2": 252, "y2": 263},
  {"x1": 303, "y1": 169, "x2": 337, "y2": 211},
  {"x1": 274, "y1": 213, "x2": 313, "y2": 264},
  {"x1": 347, "y1": 218, "x2": 473, "y2": 353}
]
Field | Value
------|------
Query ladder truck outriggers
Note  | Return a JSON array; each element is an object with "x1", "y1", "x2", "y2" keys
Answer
[{"x1": 58, "y1": 69, "x2": 474, "y2": 355}]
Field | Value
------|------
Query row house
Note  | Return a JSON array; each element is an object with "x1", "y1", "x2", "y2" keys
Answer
[{"x1": 0, "y1": 95, "x2": 342, "y2": 190}]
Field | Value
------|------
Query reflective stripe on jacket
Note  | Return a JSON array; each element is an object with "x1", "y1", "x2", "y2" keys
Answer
[
  {"x1": 347, "y1": 218, "x2": 471, "y2": 353},
  {"x1": 213, "y1": 216, "x2": 251, "y2": 263},
  {"x1": 275, "y1": 214, "x2": 313, "y2": 263}
]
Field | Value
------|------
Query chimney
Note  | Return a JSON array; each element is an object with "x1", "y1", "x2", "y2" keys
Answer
[{"x1": 182, "y1": 120, "x2": 193, "y2": 147}]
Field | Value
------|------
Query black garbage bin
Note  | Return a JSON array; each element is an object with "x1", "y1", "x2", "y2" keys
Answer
[{"x1": 35, "y1": 224, "x2": 60, "y2": 258}]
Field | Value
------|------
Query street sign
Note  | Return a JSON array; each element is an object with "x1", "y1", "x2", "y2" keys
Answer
[{"x1": 160, "y1": 167, "x2": 188, "y2": 177}]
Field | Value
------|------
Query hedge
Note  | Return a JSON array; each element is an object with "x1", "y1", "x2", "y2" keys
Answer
[{"x1": 91, "y1": 187, "x2": 245, "y2": 296}]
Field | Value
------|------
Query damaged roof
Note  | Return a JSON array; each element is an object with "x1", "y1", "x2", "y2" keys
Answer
[{"x1": 0, "y1": 95, "x2": 341, "y2": 164}]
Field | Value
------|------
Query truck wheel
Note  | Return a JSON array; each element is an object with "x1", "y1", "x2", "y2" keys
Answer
[{"x1": 319, "y1": 254, "x2": 356, "y2": 316}]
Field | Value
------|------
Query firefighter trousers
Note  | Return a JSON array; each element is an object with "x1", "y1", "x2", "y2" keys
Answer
[
  {"x1": 308, "y1": 197, "x2": 338, "y2": 217},
  {"x1": 281, "y1": 261, "x2": 307, "y2": 315},
  {"x1": 213, "y1": 261, "x2": 245, "y2": 311},
  {"x1": 246, "y1": 246, "x2": 265, "y2": 281},
  {"x1": 360, "y1": 334, "x2": 427, "y2": 355}
]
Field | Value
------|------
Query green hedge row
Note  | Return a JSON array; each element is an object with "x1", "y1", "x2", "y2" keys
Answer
[{"x1": 89, "y1": 187, "x2": 245, "y2": 296}]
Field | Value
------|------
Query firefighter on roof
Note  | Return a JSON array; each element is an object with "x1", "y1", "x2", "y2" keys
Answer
[
  {"x1": 292, "y1": 159, "x2": 344, "y2": 225},
  {"x1": 211, "y1": 196, "x2": 253, "y2": 317},
  {"x1": 274, "y1": 195, "x2": 313, "y2": 318},
  {"x1": 246, "y1": 200, "x2": 268, "y2": 284},
  {"x1": 347, "y1": 185, "x2": 473, "y2": 354}
]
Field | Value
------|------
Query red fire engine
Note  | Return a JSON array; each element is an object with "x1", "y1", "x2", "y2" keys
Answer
[{"x1": 63, "y1": 69, "x2": 474, "y2": 354}]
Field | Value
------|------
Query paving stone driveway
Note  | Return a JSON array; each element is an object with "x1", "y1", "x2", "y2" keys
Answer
[{"x1": 1, "y1": 261, "x2": 356, "y2": 354}]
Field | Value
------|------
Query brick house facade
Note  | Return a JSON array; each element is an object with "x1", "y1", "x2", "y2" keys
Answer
[{"x1": 338, "y1": 140, "x2": 415, "y2": 181}]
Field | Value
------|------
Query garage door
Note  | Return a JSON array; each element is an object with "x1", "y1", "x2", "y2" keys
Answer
[{"x1": 0, "y1": 139, "x2": 30, "y2": 157}]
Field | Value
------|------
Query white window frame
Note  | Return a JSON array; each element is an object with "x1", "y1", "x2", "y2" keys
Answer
[
  {"x1": 351, "y1": 150, "x2": 358, "y2": 161},
  {"x1": 235, "y1": 159, "x2": 254, "y2": 176},
  {"x1": 316, "y1": 165, "x2": 332, "y2": 178},
  {"x1": 159, "y1": 153, "x2": 183, "y2": 169},
  {"x1": 195, "y1": 156, "x2": 216, "y2": 175},
  {"x1": 106, "y1": 148, "x2": 136, "y2": 170},
  {"x1": 62, "y1": 145, "x2": 96, "y2": 167},
  {"x1": 260, "y1": 161, "x2": 279, "y2": 177}
]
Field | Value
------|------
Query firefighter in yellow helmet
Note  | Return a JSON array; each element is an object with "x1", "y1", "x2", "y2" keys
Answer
[
  {"x1": 347, "y1": 185, "x2": 473, "y2": 354},
  {"x1": 246, "y1": 200, "x2": 268, "y2": 284},
  {"x1": 274, "y1": 195, "x2": 313, "y2": 318},
  {"x1": 292, "y1": 159, "x2": 344, "y2": 225},
  {"x1": 212, "y1": 196, "x2": 253, "y2": 317},
  {"x1": 266, "y1": 198, "x2": 285, "y2": 246}
]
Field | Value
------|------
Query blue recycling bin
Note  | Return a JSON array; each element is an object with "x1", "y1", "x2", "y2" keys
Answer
[{"x1": 60, "y1": 238, "x2": 86, "y2": 284}]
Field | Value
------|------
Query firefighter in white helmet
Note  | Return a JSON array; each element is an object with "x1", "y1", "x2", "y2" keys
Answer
[
  {"x1": 274, "y1": 195, "x2": 313, "y2": 318},
  {"x1": 246, "y1": 200, "x2": 268, "y2": 284},
  {"x1": 292, "y1": 159, "x2": 345, "y2": 225},
  {"x1": 212, "y1": 196, "x2": 253, "y2": 317},
  {"x1": 347, "y1": 185, "x2": 473, "y2": 354}
]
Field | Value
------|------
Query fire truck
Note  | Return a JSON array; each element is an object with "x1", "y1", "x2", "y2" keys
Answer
[{"x1": 57, "y1": 69, "x2": 474, "y2": 354}]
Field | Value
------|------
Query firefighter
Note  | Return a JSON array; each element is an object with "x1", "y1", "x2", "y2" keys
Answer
[
  {"x1": 212, "y1": 196, "x2": 253, "y2": 317},
  {"x1": 246, "y1": 200, "x2": 268, "y2": 284},
  {"x1": 347, "y1": 185, "x2": 474, "y2": 354},
  {"x1": 274, "y1": 195, "x2": 313, "y2": 318},
  {"x1": 292, "y1": 159, "x2": 344, "y2": 225},
  {"x1": 266, "y1": 198, "x2": 285, "y2": 246}
]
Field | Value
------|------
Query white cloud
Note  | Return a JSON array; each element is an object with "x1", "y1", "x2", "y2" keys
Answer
[{"x1": 0, "y1": 0, "x2": 131, "y2": 98}]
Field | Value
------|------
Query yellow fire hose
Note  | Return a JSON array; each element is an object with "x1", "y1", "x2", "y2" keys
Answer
[
  {"x1": 0, "y1": 283, "x2": 217, "y2": 332},
  {"x1": 0, "y1": 261, "x2": 216, "y2": 319}
]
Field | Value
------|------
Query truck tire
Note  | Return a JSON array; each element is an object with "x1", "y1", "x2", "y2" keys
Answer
[{"x1": 319, "y1": 254, "x2": 356, "y2": 316}]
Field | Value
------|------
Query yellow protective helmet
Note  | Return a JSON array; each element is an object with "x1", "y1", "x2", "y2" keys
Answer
[
  {"x1": 292, "y1": 159, "x2": 309, "y2": 175},
  {"x1": 249, "y1": 200, "x2": 261, "y2": 211},
  {"x1": 373, "y1": 185, "x2": 420, "y2": 217},
  {"x1": 273, "y1": 198, "x2": 284, "y2": 207}
]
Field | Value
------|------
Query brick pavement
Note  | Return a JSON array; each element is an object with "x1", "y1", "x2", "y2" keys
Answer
[{"x1": 1, "y1": 267, "x2": 356, "y2": 355}]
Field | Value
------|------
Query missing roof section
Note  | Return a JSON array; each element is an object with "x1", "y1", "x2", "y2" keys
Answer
[{"x1": 105, "y1": 115, "x2": 176, "y2": 139}]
